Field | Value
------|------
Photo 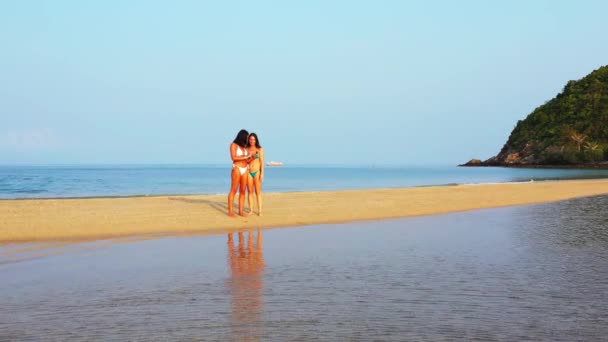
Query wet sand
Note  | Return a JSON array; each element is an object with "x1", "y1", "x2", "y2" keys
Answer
[
  {"x1": 3, "y1": 196, "x2": 608, "y2": 340},
  {"x1": 2, "y1": 179, "x2": 608, "y2": 242}
]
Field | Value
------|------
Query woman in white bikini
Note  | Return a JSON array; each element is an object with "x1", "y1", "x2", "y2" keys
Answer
[
  {"x1": 246, "y1": 133, "x2": 265, "y2": 216},
  {"x1": 228, "y1": 129, "x2": 253, "y2": 217}
]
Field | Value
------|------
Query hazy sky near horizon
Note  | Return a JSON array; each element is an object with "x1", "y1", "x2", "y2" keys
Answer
[{"x1": 1, "y1": 0, "x2": 607, "y2": 165}]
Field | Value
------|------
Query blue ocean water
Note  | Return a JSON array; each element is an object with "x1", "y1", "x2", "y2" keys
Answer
[{"x1": 1, "y1": 164, "x2": 608, "y2": 199}]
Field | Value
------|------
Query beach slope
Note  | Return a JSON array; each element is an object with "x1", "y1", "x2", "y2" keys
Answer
[{"x1": 2, "y1": 180, "x2": 608, "y2": 242}]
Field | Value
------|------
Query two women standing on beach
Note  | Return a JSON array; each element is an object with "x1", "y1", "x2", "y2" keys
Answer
[{"x1": 228, "y1": 129, "x2": 264, "y2": 217}]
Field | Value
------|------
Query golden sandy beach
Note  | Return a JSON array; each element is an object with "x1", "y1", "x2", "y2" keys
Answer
[{"x1": 1, "y1": 179, "x2": 608, "y2": 243}]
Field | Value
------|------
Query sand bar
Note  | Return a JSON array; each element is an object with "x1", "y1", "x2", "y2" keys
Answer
[{"x1": 2, "y1": 179, "x2": 608, "y2": 243}]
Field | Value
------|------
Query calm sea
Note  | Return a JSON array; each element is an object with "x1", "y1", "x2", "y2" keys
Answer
[{"x1": 2, "y1": 164, "x2": 608, "y2": 199}]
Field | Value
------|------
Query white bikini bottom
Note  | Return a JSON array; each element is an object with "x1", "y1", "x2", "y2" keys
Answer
[{"x1": 233, "y1": 164, "x2": 248, "y2": 175}]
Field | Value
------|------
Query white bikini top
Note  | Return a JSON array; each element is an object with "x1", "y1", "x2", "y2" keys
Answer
[{"x1": 236, "y1": 145, "x2": 248, "y2": 157}]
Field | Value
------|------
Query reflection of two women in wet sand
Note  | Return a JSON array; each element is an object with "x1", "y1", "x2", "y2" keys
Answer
[{"x1": 227, "y1": 230, "x2": 265, "y2": 339}]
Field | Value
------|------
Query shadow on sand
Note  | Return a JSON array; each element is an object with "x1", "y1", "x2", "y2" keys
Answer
[{"x1": 167, "y1": 197, "x2": 232, "y2": 215}]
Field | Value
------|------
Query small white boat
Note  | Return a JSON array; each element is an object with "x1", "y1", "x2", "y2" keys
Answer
[{"x1": 266, "y1": 161, "x2": 284, "y2": 167}]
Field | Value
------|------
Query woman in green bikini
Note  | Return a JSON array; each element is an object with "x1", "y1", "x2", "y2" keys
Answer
[{"x1": 246, "y1": 133, "x2": 265, "y2": 216}]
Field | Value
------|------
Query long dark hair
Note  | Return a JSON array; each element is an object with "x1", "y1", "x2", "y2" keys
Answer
[
  {"x1": 233, "y1": 129, "x2": 249, "y2": 147},
  {"x1": 248, "y1": 132, "x2": 262, "y2": 148}
]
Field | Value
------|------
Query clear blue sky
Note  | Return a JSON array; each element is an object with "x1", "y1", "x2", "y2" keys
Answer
[{"x1": 1, "y1": 0, "x2": 607, "y2": 165}]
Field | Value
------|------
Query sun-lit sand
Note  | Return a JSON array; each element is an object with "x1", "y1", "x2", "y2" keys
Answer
[{"x1": 1, "y1": 179, "x2": 608, "y2": 243}]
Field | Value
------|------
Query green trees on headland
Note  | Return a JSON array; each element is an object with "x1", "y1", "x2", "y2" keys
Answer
[{"x1": 482, "y1": 65, "x2": 608, "y2": 166}]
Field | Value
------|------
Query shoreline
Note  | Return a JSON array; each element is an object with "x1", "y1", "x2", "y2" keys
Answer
[
  {"x1": 459, "y1": 163, "x2": 608, "y2": 169},
  {"x1": 2, "y1": 179, "x2": 608, "y2": 243},
  {"x1": 4, "y1": 176, "x2": 608, "y2": 201}
]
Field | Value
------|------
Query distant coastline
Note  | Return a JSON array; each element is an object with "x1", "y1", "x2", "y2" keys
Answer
[{"x1": 460, "y1": 160, "x2": 608, "y2": 169}]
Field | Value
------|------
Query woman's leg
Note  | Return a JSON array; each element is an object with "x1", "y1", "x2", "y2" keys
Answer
[
  {"x1": 238, "y1": 173, "x2": 248, "y2": 216},
  {"x1": 247, "y1": 175, "x2": 254, "y2": 214},
  {"x1": 254, "y1": 176, "x2": 263, "y2": 216},
  {"x1": 227, "y1": 168, "x2": 240, "y2": 217}
]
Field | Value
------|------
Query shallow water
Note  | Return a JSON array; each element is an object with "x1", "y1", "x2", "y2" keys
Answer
[{"x1": 1, "y1": 196, "x2": 608, "y2": 340}]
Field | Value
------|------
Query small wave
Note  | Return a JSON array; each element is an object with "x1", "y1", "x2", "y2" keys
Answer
[
  {"x1": 460, "y1": 179, "x2": 537, "y2": 186},
  {"x1": 11, "y1": 189, "x2": 49, "y2": 194}
]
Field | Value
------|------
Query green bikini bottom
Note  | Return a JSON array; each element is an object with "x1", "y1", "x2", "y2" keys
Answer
[{"x1": 249, "y1": 171, "x2": 258, "y2": 178}]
